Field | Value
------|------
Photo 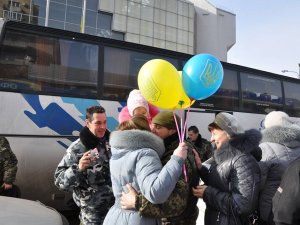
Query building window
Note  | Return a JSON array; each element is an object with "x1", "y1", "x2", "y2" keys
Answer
[
  {"x1": 112, "y1": 31, "x2": 125, "y2": 41},
  {"x1": 97, "y1": 11, "x2": 112, "y2": 31}
]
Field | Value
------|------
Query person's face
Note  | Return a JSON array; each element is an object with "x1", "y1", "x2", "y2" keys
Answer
[
  {"x1": 133, "y1": 106, "x2": 148, "y2": 117},
  {"x1": 210, "y1": 128, "x2": 229, "y2": 150},
  {"x1": 151, "y1": 124, "x2": 176, "y2": 139},
  {"x1": 188, "y1": 131, "x2": 198, "y2": 141},
  {"x1": 86, "y1": 113, "x2": 107, "y2": 138}
]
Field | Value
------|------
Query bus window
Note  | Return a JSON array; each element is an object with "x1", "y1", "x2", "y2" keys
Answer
[
  {"x1": 283, "y1": 81, "x2": 300, "y2": 117},
  {"x1": 193, "y1": 69, "x2": 239, "y2": 110},
  {"x1": 0, "y1": 30, "x2": 98, "y2": 97},
  {"x1": 241, "y1": 73, "x2": 283, "y2": 113},
  {"x1": 103, "y1": 46, "x2": 179, "y2": 100}
]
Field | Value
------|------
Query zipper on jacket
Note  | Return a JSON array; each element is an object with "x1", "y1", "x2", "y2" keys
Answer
[{"x1": 216, "y1": 211, "x2": 220, "y2": 222}]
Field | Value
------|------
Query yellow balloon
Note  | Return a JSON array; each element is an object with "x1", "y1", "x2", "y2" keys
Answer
[
  {"x1": 138, "y1": 59, "x2": 181, "y2": 109},
  {"x1": 175, "y1": 71, "x2": 195, "y2": 109}
]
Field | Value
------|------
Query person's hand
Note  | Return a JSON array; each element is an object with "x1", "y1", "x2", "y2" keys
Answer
[
  {"x1": 78, "y1": 151, "x2": 93, "y2": 171},
  {"x1": 193, "y1": 149, "x2": 202, "y2": 170},
  {"x1": 173, "y1": 142, "x2": 188, "y2": 160},
  {"x1": 3, "y1": 183, "x2": 13, "y2": 190},
  {"x1": 192, "y1": 185, "x2": 207, "y2": 198},
  {"x1": 121, "y1": 184, "x2": 138, "y2": 209}
]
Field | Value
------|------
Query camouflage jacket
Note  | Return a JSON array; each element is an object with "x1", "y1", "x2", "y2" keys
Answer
[
  {"x1": 0, "y1": 137, "x2": 18, "y2": 185},
  {"x1": 190, "y1": 135, "x2": 213, "y2": 162},
  {"x1": 136, "y1": 133, "x2": 200, "y2": 225},
  {"x1": 54, "y1": 127, "x2": 114, "y2": 225}
]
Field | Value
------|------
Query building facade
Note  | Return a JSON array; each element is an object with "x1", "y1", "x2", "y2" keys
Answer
[{"x1": 0, "y1": 0, "x2": 235, "y2": 61}]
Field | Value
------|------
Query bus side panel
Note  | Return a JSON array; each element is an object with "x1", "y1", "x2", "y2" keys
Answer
[
  {"x1": 8, "y1": 136, "x2": 74, "y2": 211},
  {"x1": 233, "y1": 112, "x2": 265, "y2": 130},
  {"x1": 0, "y1": 91, "x2": 122, "y2": 210}
]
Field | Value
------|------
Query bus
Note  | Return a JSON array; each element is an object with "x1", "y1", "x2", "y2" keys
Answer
[{"x1": 0, "y1": 19, "x2": 299, "y2": 212}]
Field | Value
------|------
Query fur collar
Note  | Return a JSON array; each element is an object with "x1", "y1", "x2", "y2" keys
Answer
[
  {"x1": 214, "y1": 129, "x2": 262, "y2": 164},
  {"x1": 262, "y1": 125, "x2": 300, "y2": 145},
  {"x1": 110, "y1": 129, "x2": 165, "y2": 158}
]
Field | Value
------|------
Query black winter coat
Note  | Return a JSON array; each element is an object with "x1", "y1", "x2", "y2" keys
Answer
[{"x1": 199, "y1": 129, "x2": 262, "y2": 225}]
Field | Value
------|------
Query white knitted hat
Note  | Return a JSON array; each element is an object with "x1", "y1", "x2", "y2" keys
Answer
[
  {"x1": 264, "y1": 111, "x2": 294, "y2": 128},
  {"x1": 127, "y1": 89, "x2": 149, "y2": 116}
]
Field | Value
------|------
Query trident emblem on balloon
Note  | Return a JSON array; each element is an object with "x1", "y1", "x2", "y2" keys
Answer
[{"x1": 138, "y1": 53, "x2": 224, "y2": 182}]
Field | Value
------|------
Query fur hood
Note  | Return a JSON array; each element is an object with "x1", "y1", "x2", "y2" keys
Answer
[
  {"x1": 110, "y1": 129, "x2": 165, "y2": 158},
  {"x1": 230, "y1": 129, "x2": 262, "y2": 154},
  {"x1": 214, "y1": 129, "x2": 262, "y2": 164},
  {"x1": 261, "y1": 125, "x2": 300, "y2": 146}
]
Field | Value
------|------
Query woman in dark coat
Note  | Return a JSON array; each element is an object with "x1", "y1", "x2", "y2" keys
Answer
[
  {"x1": 259, "y1": 111, "x2": 300, "y2": 225},
  {"x1": 193, "y1": 112, "x2": 261, "y2": 225}
]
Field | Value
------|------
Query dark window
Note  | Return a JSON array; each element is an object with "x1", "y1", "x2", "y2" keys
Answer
[
  {"x1": 66, "y1": 5, "x2": 81, "y2": 24},
  {"x1": 85, "y1": 26, "x2": 96, "y2": 36},
  {"x1": 194, "y1": 69, "x2": 239, "y2": 110},
  {"x1": 241, "y1": 73, "x2": 283, "y2": 113},
  {"x1": 86, "y1": 0, "x2": 98, "y2": 10},
  {"x1": 85, "y1": 10, "x2": 97, "y2": 27},
  {"x1": 97, "y1": 11, "x2": 112, "y2": 30},
  {"x1": 52, "y1": 0, "x2": 66, "y2": 4},
  {"x1": 36, "y1": 17, "x2": 45, "y2": 26},
  {"x1": 33, "y1": 0, "x2": 46, "y2": 18},
  {"x1": 0, "y1": 30, "x2": 98, "y2": 97},
  {"x1": 103, "y1": 46, "x2": 179, "y2": 100},
  {"x1": 49, "y1": 2, "x2": 66, "y2": 21},
  {"x1": 67, "y1": 0, "x2": 82, "y2": 7},
  {"x1": 283, "y1": 81, "x2": 300, "y2": 117},
  {"x1": 65, "y1": 22, "x2": 80, "y2": 32},
  {"x1": 48, "y1": 19, "x2": 64, "y2": 29},
  {"x1": 112, "y1": 31, "x2": 125, "y2": 41}
]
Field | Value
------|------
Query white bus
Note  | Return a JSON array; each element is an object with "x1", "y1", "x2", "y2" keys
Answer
[{"x1": 0, "y1": 19, "x2": 299, "y2": 213}]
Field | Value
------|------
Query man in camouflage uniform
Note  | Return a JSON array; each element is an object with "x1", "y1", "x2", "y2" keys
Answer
[
  {"x1": 188, "y1": 125, "x2": 212, "y2": 162},
  {"x1": 121, "y1": 111, "x2": 200, "y2": 225},
  {"x1": 0, "y1": 137, "x2": 18, "y2": 192},
  {"x1": 54, "y1": 106, "x2": 114, "y2": 225}
]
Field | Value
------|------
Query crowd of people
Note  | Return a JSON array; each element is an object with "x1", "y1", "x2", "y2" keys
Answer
[
  {"x1": 53, "y1": 89, "x2": 300, "y2": 225},
  {"x1": 3, "y1": 89, "x2": 299, "y2": 225}
]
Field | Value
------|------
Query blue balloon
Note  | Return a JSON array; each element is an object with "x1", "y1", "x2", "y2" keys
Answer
[{"x1": 182, "y1": 53, "x2": 224, "y2": 100}]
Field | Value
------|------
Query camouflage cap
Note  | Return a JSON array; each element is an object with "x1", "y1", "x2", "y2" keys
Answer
[{"x1": 152, "y1": 111, "x2": 180, "y2": 130}]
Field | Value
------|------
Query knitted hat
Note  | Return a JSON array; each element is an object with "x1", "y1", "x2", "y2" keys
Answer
[
  {"x1": 127, "y1": 89, "x2": 149, "y2": 116},
  {"x1": 208, "y1": 112, "x2": 244, "y2": 136},
  {"x1": 264, "y1": 111, "x2": 294, "y2": 128},
  {"x1": 152, "y1": 111, "x2": 180, "y2": 130}
]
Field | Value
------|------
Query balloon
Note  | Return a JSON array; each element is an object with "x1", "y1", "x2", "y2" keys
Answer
[
  {"x1": 138, "y1": 59, "x2": 181, "y2": 109},
  {"x1": 182, "y1": 53, "x2": 224, "y2": 100},
  {"x1": 175, "y1": 71, "x2": 195, "y2": 109}
]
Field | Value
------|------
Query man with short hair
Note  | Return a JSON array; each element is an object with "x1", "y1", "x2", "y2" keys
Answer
[
  {"x1": 54, "y1": 106, "x2": 114, "y2": 225},
  {"x1": 121, "y1": 111, "x2": 200, "y2": 225},
  {"x1": 188, "y1": 125, "x2": 212, "y2": 162}
]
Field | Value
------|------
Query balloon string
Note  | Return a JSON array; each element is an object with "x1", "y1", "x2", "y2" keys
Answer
[
  {"x1": 181, "y1": 104, "x2": 192, "y2": 183},
  {"x1": 173, "y1": 110, "x2": 187, "y2": 182},
  {"x1": 182, "y1": 104, "x2": 191, "y2": 143},
  {"x1": 180, "y1": 109, "x2": 183, "y2": 142},
  {"x1": 173, "y1": 111, "x2": 182, "y2": 142}
]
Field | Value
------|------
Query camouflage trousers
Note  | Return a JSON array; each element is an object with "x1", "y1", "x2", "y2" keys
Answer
[{"x1": 79, "y1": 209, "x2": 105, "y2": 225}]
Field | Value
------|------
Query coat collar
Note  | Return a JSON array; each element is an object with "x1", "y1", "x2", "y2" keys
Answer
[
  {"x1": 79, "y1": 126, "x2": 110, "y2": 150},
  {"x1": 214, "y1": 129, "x2": 262, "y2": 164}
]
